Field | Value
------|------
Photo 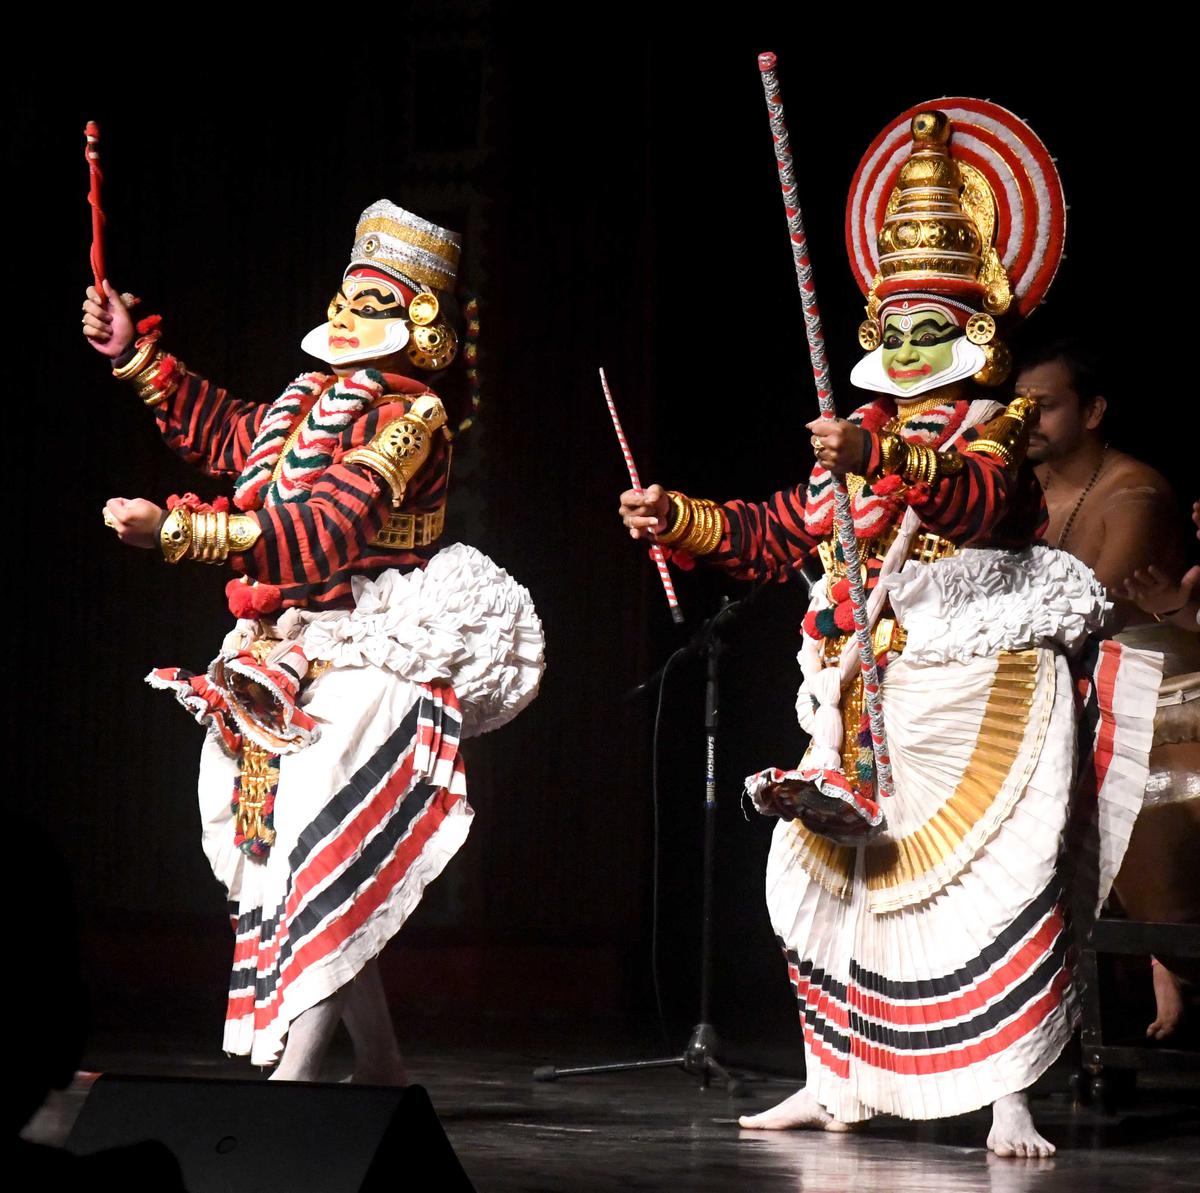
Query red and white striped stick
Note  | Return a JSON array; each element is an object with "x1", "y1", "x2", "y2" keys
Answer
[
  {"x1": 601, "y1": 367, "x2": 684, "y2": 625},
  {"x1": 757, "y1": 53, "x2": 893, "y2": 800}
]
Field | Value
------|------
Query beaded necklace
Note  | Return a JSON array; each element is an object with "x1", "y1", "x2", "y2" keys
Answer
[{"x1": 1056, "y1": 444, "x2": 1109, "y2": 551}]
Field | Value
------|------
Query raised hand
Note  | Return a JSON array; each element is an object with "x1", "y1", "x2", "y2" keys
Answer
[
  {"x1": 619, "y1": 483, "x2": 669, "y2": 541},
  {"x1": 81, "y1": 280, "x2": 138, "y2": 359}
]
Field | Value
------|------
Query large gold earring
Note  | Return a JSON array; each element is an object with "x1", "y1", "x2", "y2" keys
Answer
[
  {"x1": 404, "y1": 292, "x2": 459, "y2": 372},
  {"x1": 973, "y1": 340, "x2": 1012, "y2": 387}
]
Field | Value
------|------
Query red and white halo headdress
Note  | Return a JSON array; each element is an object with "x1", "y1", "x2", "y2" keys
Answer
[{"x1": 846, "y1": 100, "x2": 1065, "y2": 398}]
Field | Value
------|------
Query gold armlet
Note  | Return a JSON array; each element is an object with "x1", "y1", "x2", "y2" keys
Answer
[
  {"x1": 342, "y1": 395, "x2": 447, "y2": 507},
  {"x1": 657, "y1": 491, "x2": 725, "y2": 556},
  {"x1": 160, "y1": 509, "x2": 261, "y2": 565},
  {"x1": 965, "y1": 393, "x2": 1041, "y2": 472}
]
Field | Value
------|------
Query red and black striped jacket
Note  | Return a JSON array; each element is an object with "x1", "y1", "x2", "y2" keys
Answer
[
  {"x1": 707, "y1": 399, "x2": 1047, "y2": 583},
  {"x1": 153, "y1": 370, "x2": 450, "y2": 609}
]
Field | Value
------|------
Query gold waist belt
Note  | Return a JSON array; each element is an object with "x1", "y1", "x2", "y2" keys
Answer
[
  {"x1": 872, "y1": 524, "x2": 959, "y2": 565},
  {"x1": 817, "y1": 528, "x2": 957, "y2": 582},
  {"x1": 370, "y1": 507, "x2": 445, "y2": 551},
  {"x1": 906, "y1": 530, "x2": 958, "y2": 564}
]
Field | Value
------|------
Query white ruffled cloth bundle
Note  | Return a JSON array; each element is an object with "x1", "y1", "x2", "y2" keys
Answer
[
  {"x1": 883, "y1": 544, "x2": 1110, "y2": 665},
  {"x1": 274, "y1": 542, "x2": 545, "y2": 738}
]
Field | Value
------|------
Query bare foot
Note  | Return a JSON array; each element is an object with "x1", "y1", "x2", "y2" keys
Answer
[
  {"x1": 987, "y1": 1091, "x2": 1055, "y2": 1158},
  {"x1": 1147, "y1": 961, "x2": 1185, "y2": 1041},
  {"x1": 738, "y1": 1086, "x2": 853, "y2": 1132}
]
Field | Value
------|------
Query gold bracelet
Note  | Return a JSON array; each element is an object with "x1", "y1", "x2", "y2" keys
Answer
[
  {"x1": 901, "y1": 444, "x2": 940, "y2": 486},
  {"x1": 657, "y1": 492, "x2": 724, "y2": 555},
  {"x1": 657, "y1": 491, "x2": 693, "y2": 546},
  {"x1": 160, "y1": 508, "x2": 260, "y2": 564},
  {"x1": 683, "y1": 500, "x2": 726, "y2": 555},
  {"x1": 112, "y1": 337, "x2": 158, "y2": 381},
  {"x1": 131, "y1": 352, "x2": 185, "y2": 407}
]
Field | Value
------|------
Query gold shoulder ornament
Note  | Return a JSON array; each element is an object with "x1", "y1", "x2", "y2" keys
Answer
[
  {"x1": 343, "y1": 394, "x2": 448, "y2": 507},
  {"x1": 965, "y1": 394, "x2": 1040, "y2": 472}
]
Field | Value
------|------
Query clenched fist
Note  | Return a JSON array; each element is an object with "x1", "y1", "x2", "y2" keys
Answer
[
  {"x1": 618, "y1": 483, "x2": 669, "y2": 541},
  {"x1": 102, "y1": 497, "x2": 165, "y2": 550},
  {"x1": 81, "y1": 281, "x2": 139, "y2": 359},
  {"x1": 807, "y1": 416, "x2": 867, "y2": 476}
]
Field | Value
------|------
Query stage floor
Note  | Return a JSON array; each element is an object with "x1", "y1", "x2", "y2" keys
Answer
[{"x1": 24, "y1": 1031, "x2": 1200, "y2": 1192}]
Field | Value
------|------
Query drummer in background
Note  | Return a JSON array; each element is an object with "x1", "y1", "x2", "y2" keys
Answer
[
  {"x1": 1015, "y1": 341, "x2": 1199, "y2": 1042},
  {"x1": 1015, "y1": 338, "x2": 1186, "y2": 622}
]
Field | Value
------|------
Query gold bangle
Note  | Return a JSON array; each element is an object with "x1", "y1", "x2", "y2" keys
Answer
[
  {"x1": 678, "y1": 502, "x2": 710, "y2": 555},
  {"x1": 684, "y1": 500, "x2": 725, "y2": 555},
  {"x1": 112, "y1": 338, "x2": 158, "y2": 380},
  {"x1": 160, "y1": 507, "x2": 192, "y2": 563},
  {"x1": 659, "y1": 492, "x2": 724, "y2": 555},
  {"x1": 131, "y1": 352, "x2": 185, "y2": 407},
  {"x1": 902, "y1": 444, "x2": 939, "y2": 486},
  {"x1": 658, "y1": 491, "x2": 693, "y2": 546}
]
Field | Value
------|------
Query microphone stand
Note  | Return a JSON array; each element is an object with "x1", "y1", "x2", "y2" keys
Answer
[{"x1": 534, "y1": 585, "x2": 771, "y2": 1095}]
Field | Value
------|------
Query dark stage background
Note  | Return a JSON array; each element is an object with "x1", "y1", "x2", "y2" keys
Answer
[{"x1": 9, "y1": 16, "x2": 1191, "y2": 1065}]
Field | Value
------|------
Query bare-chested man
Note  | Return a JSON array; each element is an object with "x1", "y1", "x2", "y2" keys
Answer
[
  {"x1": 1016, "y1": 339, "x2": 1185, "y2": 628},
  {"x1": 1018, "y1": 339, "x2": 1197, "y2": 1040}
]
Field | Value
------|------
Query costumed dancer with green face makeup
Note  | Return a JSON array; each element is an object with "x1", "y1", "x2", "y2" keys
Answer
[
  {"x1": 83, "y1": 201, "x2": 544, "y2": 1083},
  {"x1": 620, "y1": 100, "x2": 1162, "y2": 1157}
]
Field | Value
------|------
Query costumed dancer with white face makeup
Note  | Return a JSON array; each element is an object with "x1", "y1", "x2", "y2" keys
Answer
[
  {"x1": 83, "y1": 201, "x2": 544, "y2": 1082},
  {"x1": 620, "y1": 101, "x2": 1161, "y2": 1157}
]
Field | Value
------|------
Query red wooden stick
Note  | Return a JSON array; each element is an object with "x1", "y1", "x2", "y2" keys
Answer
[{"x1": 84, "y1": 121, "x2": 106, "y2": 290}]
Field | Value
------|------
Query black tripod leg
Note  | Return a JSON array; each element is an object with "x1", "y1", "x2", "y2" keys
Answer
[{"x1": 533, "y1": 1056, "x2": 685, "y2": 1082}]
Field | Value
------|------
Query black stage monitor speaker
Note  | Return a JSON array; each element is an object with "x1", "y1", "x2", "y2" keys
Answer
[{"x1": 66, "y1": 1075, "x2": 474, "y2": 1191}]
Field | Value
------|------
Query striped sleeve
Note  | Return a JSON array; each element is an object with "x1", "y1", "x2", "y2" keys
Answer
[
  {"x1": 707, "y1": 484, "x2": 817, "y2": 582},
  {"x1": 231, "y1": 463, "x2": 393, "y2": 606},
  {"x1": 153, "y1": 371, "x2": 268, "y2": 477},
  {"x1": 904, "y1": 425, "x2": 1044, "y2": 547},
  {"x1": 228, "y1": 416, "x2": 453, "y2": 609}
]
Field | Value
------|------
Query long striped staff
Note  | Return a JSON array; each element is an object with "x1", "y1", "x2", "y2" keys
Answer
[
  {"x1": 84, "y1": 121, "x2": 106, "y2": 291},
  {"x1": 601, "y1": 368, "x2": 684, "y2": 624},
  {"x1": 757, "y1": 53, "x2": 893, "y2": 800}
]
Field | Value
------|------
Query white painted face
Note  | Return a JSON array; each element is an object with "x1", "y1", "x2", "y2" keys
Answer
[
  {"x1": 851, "y1": 303, "x2": 986, "y2": 398},
  {"x1": 300, "y1": 273, "x2": 411, "y2": 367}
]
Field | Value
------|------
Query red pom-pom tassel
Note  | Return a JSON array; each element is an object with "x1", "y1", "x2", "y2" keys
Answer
[
  {"x1": 225, "y1": 577, "x2": 283, "y2": 619},
  {"x1": 833, "y1": 600, "x2": 857, "y2": 633}
]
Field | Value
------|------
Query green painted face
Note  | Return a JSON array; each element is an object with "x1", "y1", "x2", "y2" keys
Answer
[{"x1": 881, "y1": 311, "x2": 959, "y2": 390}]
